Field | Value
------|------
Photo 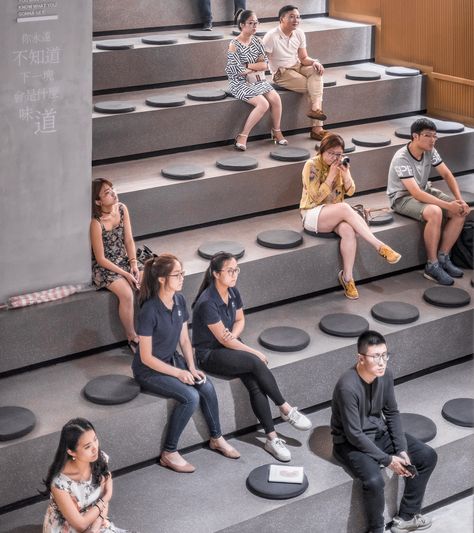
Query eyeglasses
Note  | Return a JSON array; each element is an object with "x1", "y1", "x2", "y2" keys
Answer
[
  {"x1": 419, "y1": 133, "x2": 438, "y2": 139},
  {"x1": 359, "y1": 352, "x2": 391, "y2": 364},
  {"x1": 246, "y1": 21, "x2": 259, "y2": 26},
  {"x1": 219, "y1": 267, "x2": 240, "y2": 276},
  {"x1": 327, "y1": 151, "x2": 344, "y2": 158},
  {"x1": 167, "y1": 271, "x2": 185, "y2": 278}
]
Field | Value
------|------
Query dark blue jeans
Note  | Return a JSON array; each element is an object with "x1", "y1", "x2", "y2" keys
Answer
[
  {"x1": 199, "y1": 0, "x2": 246, "y2": 24},
  {"x1": 134, "y1": 355, "x2": 222, "y2": 452},
  {"x1": 334, "y1": 432, "x2": 438, "y2": 532}
]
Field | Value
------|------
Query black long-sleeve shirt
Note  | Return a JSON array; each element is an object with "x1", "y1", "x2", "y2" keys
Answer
[{"x1": 331, "y1": 366, "x2": 407, "y2": 466}]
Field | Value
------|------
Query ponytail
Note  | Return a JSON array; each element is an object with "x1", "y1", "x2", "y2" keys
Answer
[
  {"x1": 192, "y1": 252, "x2": 235, "y2": 308},
  {"x1": 139, "y1": 253, "x2": 181, "y2": 306}
]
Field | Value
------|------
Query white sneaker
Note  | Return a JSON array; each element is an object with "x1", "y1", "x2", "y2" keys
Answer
[
  {"x1": 281, "y1": 407, "x2": 312, "y2": 431},
  {"x1": 264, "y1": 437, "x2": 291, "y2": 462}
]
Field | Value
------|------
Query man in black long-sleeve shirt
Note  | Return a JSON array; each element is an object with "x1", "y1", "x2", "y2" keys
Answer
[{"x1": 331, "y1": 331, "x2": 437, "y2": 533}]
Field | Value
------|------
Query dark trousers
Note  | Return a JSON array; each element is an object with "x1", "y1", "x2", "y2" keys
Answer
[
  {"x1": 199, "y1": 0, "x2": 246, "y2": 24},
  {"x1": 134, "y1": 355, "x2": 221, "y2": 452},
  {"x1": 334, "y1": 432, "x2": 438, "y2": 531},
  {"x1": 198, "y1": 348, "x2": 286, "y2": 434}
]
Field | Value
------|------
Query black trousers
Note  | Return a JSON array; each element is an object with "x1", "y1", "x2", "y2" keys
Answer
[
  {"x1": 334, "y1": 432, "x2": 438, "y2": 532},
  {"x1": 198, "y1": 348, "x2": 286, "y2": 434}
]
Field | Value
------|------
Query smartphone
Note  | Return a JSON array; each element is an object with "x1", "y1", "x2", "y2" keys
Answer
[{"x1": 405, "y1": 464, "x2": 418, "y2": 477}]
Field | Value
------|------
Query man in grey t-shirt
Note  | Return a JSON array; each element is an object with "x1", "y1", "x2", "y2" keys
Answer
[{"x1": 387, "y1": 118, "x2": 469, "y2": 285}]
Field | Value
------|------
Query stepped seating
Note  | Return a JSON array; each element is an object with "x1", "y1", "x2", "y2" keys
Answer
[
  {"x1": 93, "y1": 0, "x2": 328, "y2": 33},
  {"x1": 1, "y1": 359, "x2": 473, "y2": 531},
  {"x1": 93, "y1": 121, "x2": 474, "y2": 237},
  {"x1": 92, "y1": 18, "x2": 374, "y2": 91},
  {"x1": 1, "y1": 177, "x2": 472, "y2": 374},
  {"x1": 92, "y1": 62, "x2": 425, "y2": 160}
]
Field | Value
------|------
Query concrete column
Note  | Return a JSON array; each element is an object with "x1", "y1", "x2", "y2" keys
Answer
[{"x1": 0, "y1": 0, "x2": 92, "y2": 302}]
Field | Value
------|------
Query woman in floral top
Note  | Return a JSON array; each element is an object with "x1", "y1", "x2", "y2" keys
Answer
[
  {"x1": 43, "y1": 418, "x2": 132, "y2": 533},
  {"x1": 300, "y1": 134, "x2": 401, "y2": 300},
  {"x1": 91, "y1": 178, "x2": 141, "y2": 354}
]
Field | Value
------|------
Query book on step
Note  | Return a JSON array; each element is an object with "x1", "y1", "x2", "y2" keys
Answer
[{"x1": 268, "y1": 464, "x2": 304, "y2": 484}]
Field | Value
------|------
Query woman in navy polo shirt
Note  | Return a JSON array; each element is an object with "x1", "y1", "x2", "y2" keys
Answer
[
  {"x1": 132, "y1": 253, "x2": 240, "y2": 473},
  {"x1": 192, "y1": 252, "x2": 312, "y2": 462}
]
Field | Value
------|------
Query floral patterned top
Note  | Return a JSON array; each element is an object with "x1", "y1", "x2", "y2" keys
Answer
[
  {"x1": 300, "y1": 154, "x2": 355, "y2": 210},
  {"x1": 43, "y1": 471, "x2": 132, "y2": 533}
]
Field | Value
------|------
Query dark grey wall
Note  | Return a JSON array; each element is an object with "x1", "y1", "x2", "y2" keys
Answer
[{"x1": 0, "y1": 0, "x2": 92, "y2": 302}]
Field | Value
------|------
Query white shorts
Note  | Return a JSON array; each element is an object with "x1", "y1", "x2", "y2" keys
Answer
[{"x1": 301, "y1": 205, "x2": 325, "y2": 232}]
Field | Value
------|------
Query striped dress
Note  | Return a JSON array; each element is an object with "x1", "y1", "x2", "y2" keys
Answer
[{"x1": 225, "y1": 36, "x2": 274, "y2": 101}]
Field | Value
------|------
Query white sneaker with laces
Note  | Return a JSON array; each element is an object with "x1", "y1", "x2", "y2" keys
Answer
[
  {"x1": 264, "y1": 437, "x2": 291, "y2": 462},
  {"x1": 281, "y1": 407, "x2": 312, "y2": 431}
]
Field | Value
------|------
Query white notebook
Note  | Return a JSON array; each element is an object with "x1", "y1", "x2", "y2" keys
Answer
[{"x1": 268, "y1": 464, "x2": 304, "y2": 484}]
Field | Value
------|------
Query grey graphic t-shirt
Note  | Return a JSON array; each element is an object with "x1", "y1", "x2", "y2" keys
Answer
[{"x1": 387, "y1": 144, "x2": 442, "y2": 205}]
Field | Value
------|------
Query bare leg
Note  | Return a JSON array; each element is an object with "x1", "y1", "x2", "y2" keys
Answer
[
  {"x1": 263, "y1": 90, "x2": 284, "y2": 138},
  {"x1": 236, "y1": 95, "x2": 270, "y2": 147},
  {"x1": 317, "y1": 203, "x2": 383, "y2": 250},
  {"x1": 334, "y1": 221, "x2": 357, "y2": 281},
  {"x1": 108, "y1": 277, "x2": 138, "y2": 342},
  {"x1": 421, "y1": 205, "x2": 442, "y2": 262}
]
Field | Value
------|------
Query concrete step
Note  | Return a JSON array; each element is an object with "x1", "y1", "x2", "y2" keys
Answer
[
  {"x1": 93, "y1": 18, "x2": 374, "y2": 91},
  {"x1": 93, "y1": 0, "x2": 327, "y2": 34},
  {"x1": 92, "y1": 62, "x2": 426, "y2": 160},
  {"x1": 1, "y1": 359, "x2": 472, "y2": 531},
  {"x1": 1, "y1": 181, "x2": 472, "y2": 374},
  {"x1": 93, "y1": 119, "x2": 474, "y2": 237}
]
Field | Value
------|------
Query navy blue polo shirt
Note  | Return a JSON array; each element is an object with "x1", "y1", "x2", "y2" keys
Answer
[
  {"x1": 192, "y1": 282, "x2": 243, "y2": 356},
  {"x1": 132, "y1": 293, "x2": 189, "y2": 374}
]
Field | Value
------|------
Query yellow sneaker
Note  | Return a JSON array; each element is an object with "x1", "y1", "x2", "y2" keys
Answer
[
  {"x1": 338, "y1": 270, "x2": 359, "y2": 300},
  {"x1": 378, "y1": 244, "x2": 401, "y2": 264}
]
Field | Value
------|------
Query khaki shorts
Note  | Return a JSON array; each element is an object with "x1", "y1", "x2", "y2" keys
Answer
[{"x1": 392, "y1": 187, "x2": 452, "y2": 222}]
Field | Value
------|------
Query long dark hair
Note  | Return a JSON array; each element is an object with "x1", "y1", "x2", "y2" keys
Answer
[
  {"x1": 192, "y1": 252, "x2": 235, "y2": 308},
  {"x1": 41, "y1": 418, "x2": 109, "y2": 494},
  {"x1": 92, "y1": 178, "x2": 113, "y2": 219},
  {"x1": 139, "y1": 253, "x2": 181, "y2": 306}
]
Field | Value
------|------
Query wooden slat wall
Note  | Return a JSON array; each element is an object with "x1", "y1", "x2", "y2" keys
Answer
[{"x1": 330, "y1": 0, "x2": 474, "y2": 125}]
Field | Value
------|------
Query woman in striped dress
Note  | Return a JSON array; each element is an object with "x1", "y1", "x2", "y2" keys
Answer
[{"x1": 225, "y1": 10, "x2": 287, "y2": 150}]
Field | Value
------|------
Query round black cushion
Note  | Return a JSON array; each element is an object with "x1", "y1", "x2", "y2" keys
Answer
[
  {"x1": 323, "y1": 77, "x2": 337, "y2": 87},
  {"x1": 368, "y1": 211, "x2": 394, "y2": 226},
  {"x1": 345, "y1": 70, "x2": 381, "y2": 81},
  {"x1": 216, "y1": 156, "x2": 258, "y2": 171},
  {"x1": 442, "y1": 398, "x2": 474, "y2": 427},
  {"x1": 352, "y1": 134, "x2": 391, "y2": 147},
  {"x1": 385, "y1": 66, "x2": 421, "y2": 77},
  {"x1": 394, "y1": 127, "x2": 412, "y2": 140},
  {"x1": 257, "y1": 230, "x2": 303, "y2": 249},
  {"x1": 145, "y1": 95, "x2": 186, "y2": 108},
  {"x1": 371, "y1": 301, "x2": 420, "y2": 324},
  {"x1": 141, "y1": 35, "x2": 178, "y2": 45},
  {"x1": 423, "y1": 287, "x2": 471, "y2": 308},
  {"x1": 83, "y1": 375, "x2": 140, "y2": 405},
  {"x1": 187, "y1": 89, "x2": 227, "y2": 101},
  {"x1": 431, "y1": 119, "x2": 465, "y2": 134},
  {"x1": 93, "y1": 101, "x2": 136, "y2": 114},
  {"x1": 319, "y1": 313, "x2": 369, "y2": 337},
  {"x1": 460, "y1": 190, "x2": 474, "y2": 207},
  {"x1": 270, "y1": 147, "x2": 310, "y2": 162},
  {"x1": 232, "y1": 29, "x2": 266, "y2": 37},
  {"x1": 0, "y1": 406, "x2": 36, "y2": 441},
  {"x1": 400, "y1": 413, "x2": 437, "y2": 442},
  {"x1": 303, "y1": 228, "x2": 339, "y2": 239},
  {"x1": 198, "y1": 240, "x2": 245, "y2": 260},
  {"x1": 95, "y1": 39, "x2": 134, "y2": 50},
  {"x1": 188, "y1": 31, "x2": 224, "y2": 40},
  {"x1": 246, "y1": 464, "x2": 309, "y2": 500},
  {"x1": 258, "y1": 327, "x2": 310, "y2": 352},
  {"x1": 161, "y1": 164, "x2": 205, "y2": 180}
]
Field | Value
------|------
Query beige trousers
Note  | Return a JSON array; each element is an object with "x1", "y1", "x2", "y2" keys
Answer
[{"x1": 273, "y1": 63, "x2": 324, "y2": 127}]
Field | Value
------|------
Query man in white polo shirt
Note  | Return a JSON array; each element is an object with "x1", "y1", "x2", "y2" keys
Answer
[{"x1": 262, "y1": 5, "x2": 327, "y2": 141}]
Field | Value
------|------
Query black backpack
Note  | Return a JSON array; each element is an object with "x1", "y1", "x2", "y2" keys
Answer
[{"x1": 451, "y1": 221, "x2": 473, "y2": 269}]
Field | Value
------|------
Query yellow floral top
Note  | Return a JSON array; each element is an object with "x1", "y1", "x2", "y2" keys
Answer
[{"x1": 299, "y1": 154, "x2": 355, "y2": 210}]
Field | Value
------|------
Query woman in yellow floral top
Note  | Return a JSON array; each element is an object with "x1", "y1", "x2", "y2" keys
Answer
[{"x1": 300, "y1": 134, "x2": 401, "y2": 299}]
